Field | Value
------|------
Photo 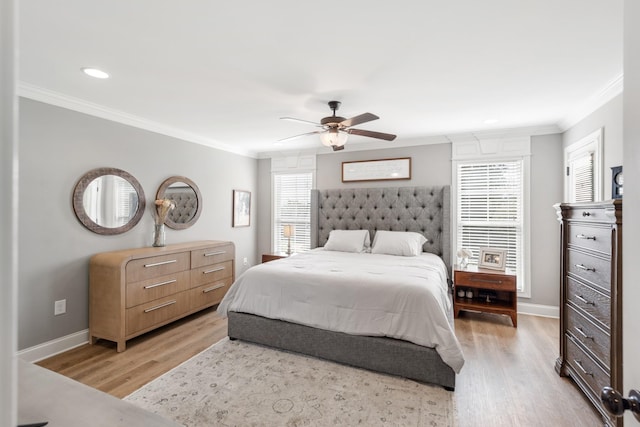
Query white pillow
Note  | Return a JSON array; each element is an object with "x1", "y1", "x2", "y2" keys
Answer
[
  {"x1": 371, "y1": 231, "x2": 427, "y2": 257},
  {"x1": 324, "y1": 229, "x2": 371, "y2": 253}
]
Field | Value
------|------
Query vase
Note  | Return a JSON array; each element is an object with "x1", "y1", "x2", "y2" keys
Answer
[{"x1": 152, "y1": 223, "x2": 166, "y2": 247}]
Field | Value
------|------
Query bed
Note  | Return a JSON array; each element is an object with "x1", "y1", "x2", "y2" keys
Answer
[{"x1": 218, "y1": 186, "x2": 462, "y2": 390}]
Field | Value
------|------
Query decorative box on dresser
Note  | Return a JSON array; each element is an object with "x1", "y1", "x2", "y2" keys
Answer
[
  {"x1": 554, "y1": 200, "x2": 622, "y2": 427},
  {"x1": 89, "y1": 240, "x2": 235, "y2": 352}
]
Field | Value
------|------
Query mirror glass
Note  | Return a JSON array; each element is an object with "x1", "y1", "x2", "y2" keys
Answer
[
  {"x1": 156, "y1": 176, "x2": 202, "y2": 230},
  {"x1": 82, "y1": 175, "x2": 139, "y2": 228},
  {"x1": 73, "y1": 167, "x2": 146, "y2": 235}
]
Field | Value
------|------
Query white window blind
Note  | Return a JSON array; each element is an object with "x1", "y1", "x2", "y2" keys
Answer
[
  {"x1": 273, "y1": 172, "x2": 312, "y2": 254},
  {"x1": 568, "y1": 151, "x2": 594, "y2": 202},
  {"x1": 457, "y1": 161, "x2": 524, "y2": 291}
]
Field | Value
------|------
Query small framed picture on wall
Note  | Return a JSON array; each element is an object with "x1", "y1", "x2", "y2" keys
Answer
[{"x1": 232, "y1": 190, "x2": 251, "y2": 227}]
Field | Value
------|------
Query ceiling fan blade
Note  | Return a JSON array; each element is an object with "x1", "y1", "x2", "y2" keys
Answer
[
  {"x1": 340, "y1": 112, "x2": 379, "y2": 128},
  {"x1": 280, "y1": 117, "x2": 323, "y2": 127},
  {"x1": 277, "y1": 130, "x2": 322, "y2": 142},
  {"x1": 347, "y1": 128, "x2": 397, "y2": 141}
]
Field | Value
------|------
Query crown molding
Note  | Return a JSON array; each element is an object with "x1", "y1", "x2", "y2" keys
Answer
[
  {"x1": 18, "y1": 82, "x2": 258, "y2": 158},
  {"x1": 557, "y1": 73, "x2": 624, "y2": 131}
]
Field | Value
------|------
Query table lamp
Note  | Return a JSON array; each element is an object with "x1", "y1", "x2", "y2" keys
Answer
[{"x1": 283, "y1": 225, "x2": 294, "y2": 255}]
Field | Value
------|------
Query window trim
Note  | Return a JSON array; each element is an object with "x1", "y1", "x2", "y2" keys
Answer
[
  {"x1": 451, "y1": 138, "x2": 531, "y2": 298},
  {"x1": 564, "y1": 128, "x2": 603, "y2": 202}
]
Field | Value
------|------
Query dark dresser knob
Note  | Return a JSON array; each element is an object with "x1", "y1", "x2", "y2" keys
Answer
[{"x1": 601, "y1": 386, "x2": 640, "y2": 421}]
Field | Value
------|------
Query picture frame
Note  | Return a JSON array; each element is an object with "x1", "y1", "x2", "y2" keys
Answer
[
  {"x1": 478, "y1": 247, "x2": 507, "y2": 271},
  {"x1": 232, "y1": 190, "x2": 251, "y2": 227},
  {"x1": 342, "y1": 157, "x2": 411, "y2": 183}
]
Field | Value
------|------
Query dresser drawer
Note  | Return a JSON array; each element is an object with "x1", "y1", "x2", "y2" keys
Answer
[
  {"x1": 567, "y1": 223, "x2": 612, "y2": 256},
  {"x1": 190, "y1": 277, "x2": 233, "y2": 310},
  {"x1": 125, "y1": 292, "x2": 190, "y2": 336},
  {"x1": 566, "y1": 276, "x2": 611, "y2": 329},
  {"x1": 567, "y1": 250, "x2": 611, "y2": 292},
  {"x1": 126, "y1": 252, "x2": 190, "y2": 283},
  {"x1": 126, "y1": 270, "x2": 190, "y2": 308},
  {"x1": 566, "y1": 335, "x2": 610, "y2": 402},
  {"x1": 566, "y1": 304, "x2": 610, "y2": 368},
  {"x1": 191, "y1": 243, "x2": 234, "y2": 269},
  {"x1": 566, "y1": 207, "x2": 607, "y2": 222},
  {"x1": 454, "y1": 270, "x2": 516, "y2": 291},
  {"x1": 191, "y1": 260, "x2": 233, "y2": 287}
]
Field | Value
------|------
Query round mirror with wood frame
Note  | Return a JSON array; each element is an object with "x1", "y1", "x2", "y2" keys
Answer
[
  {"x1": 72, "y1": 167, "x2": 146, "y2": 235},
  {"x1": 156, "y1": 176, "x2": 202, "y2": 230}
]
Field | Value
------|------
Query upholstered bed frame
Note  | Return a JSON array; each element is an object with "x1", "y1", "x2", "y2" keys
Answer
[{"x1": 228, "y1": 186, "x2": 456, "y2": 390}]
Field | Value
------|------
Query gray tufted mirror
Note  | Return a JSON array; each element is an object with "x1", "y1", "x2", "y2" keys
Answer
[
  {"x1": 72, "y1": 167, "x2": 146, "y2": 235},
  {"x1": 156, "y1": 176, "x2": 202, "y2": 230}
]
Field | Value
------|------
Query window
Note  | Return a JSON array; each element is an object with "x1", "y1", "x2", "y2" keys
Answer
[
  {"x1": 452, "y1": 137, "x2": 531, "y2": 296},
  {"x1": 273, "y1": 172, "x2": 313, "y2": 254},
  {"x1": 565, "y1": 128, "x2": 603, "y2": 202},
  {"x1": 456, "y1": 160, "x2": 524, "y2": 292}
]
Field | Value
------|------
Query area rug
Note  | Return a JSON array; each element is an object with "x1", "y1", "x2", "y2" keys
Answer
[{"x1": 125, "y1": 338, "x2": 455, "y2": 426}]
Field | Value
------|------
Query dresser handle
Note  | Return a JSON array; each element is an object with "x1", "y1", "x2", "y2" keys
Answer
[
  {"x1": 574, "y1": 294, "x2": 595, "y2": 305},
  {"x1": 144, "y1": 259, "x2": 178, "y2": 268},
  {"x1": 203, "y1": 266, "x2": 225, "y2": 274},
  {"x1": 574, "y1": 326, "x2": 593, "y2": 340},
  {"x1": 582, "y1": 211, "x2": 592, "y2": 217},
  {"x1": 576, "y1": 234, "x2": 596, "y2": 241},
  {"x1": 204, "y1": 250, "x2": 226, "y2": 257},
  {"x1": 575, "y1": 264, "x2": 596, "y2": 273},
  {"x1": 144, "y1": 279, "x2": 177, "y2": 289},
  {"x1": 203, "y1": 283, "x2": 225, "y2": 293},
  {"x1": 470, "y1": 278, "x2": 503, "y2": 284},
  {"x1": 574, "y1": 359, "x2": 594, "y2": 377},
  {"x1": 144, "y1": 300, "x2": 176, "y2": 313}
]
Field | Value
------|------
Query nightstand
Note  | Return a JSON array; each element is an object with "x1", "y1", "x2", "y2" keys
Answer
[
  {"x1": 453, "y1": 265, "x2": 517, "y2": 327},
  {"x1": 261, "y1": 253, "x2": 289, "y2": 263}
]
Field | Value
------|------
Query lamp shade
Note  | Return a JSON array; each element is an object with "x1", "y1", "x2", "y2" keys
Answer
[
  {"x1": 320, "y1": 129, "x2": 348, "y2": 147},
  {"x1": 283, "y1": 225, "x2": 295, "y2": 238}
]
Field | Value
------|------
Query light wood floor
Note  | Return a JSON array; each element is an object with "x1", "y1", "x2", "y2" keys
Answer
[{"x1": 37, "y1": 308, "x2": 602, "y2": 426}]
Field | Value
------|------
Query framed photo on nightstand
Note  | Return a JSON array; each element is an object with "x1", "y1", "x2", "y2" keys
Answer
[{"x1": 478, "y1": 247, "x2": 506, "y2": 271}]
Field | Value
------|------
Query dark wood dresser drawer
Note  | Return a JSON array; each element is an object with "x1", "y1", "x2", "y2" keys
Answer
[
  {"x1": 566, "y1": 276, "x2": 611, "y2": 329},
  {"x1": 566, "y1": 207, "x2": 607, "y2": 222},
  {"x1": 566, "y1": 335, "x2": 610, "y2": 402},
  {"x1": 567, "y1": 223, "x2": 612, "y2": 256},
  {"x1": 567, "y1": 249, "x2": 611, "y2": 292},
  {"x1": 566, "y1": 304, "x2": 611, "y2": 368}
]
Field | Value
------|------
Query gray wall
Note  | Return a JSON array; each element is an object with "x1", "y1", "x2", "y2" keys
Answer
[
  {"x1": 259, "y1": 139, "x2": 565, "y2": 308},
  {"x1": 18, "y1": 98, "x2": 258, "y2": 350},
  {"x1": 562, "y1": 93, "x2": 624, "y2": 198}
]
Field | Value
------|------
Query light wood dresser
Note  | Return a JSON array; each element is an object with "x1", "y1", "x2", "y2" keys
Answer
[
  {"x1": 89, "y1": 240, "x2": 235, "y2": 352},
  {"x1": 554, "y1": 200, "x2": 622, "y2": 427}
]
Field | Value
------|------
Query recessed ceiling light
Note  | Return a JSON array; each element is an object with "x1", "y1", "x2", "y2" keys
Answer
[
  {"x1": 81, "y1": 67, "x2": 109, "y2": 79},
  {"x1": 483, "y1": 119, "x2": 499, "y2": 124}
]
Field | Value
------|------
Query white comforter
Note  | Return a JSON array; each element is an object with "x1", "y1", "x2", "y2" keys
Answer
[{"x1": 217, "y1": 249, "x2": 464, "y2": 373}]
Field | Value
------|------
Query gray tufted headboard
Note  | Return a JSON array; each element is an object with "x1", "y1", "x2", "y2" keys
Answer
[{"x1": 310, "y1": 186, "x2": 451, "y2": 271}]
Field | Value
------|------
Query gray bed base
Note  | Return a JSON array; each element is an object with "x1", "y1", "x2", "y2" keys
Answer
[{"x1": 228, "y1": 311, "x2": 456, "y2": 391}]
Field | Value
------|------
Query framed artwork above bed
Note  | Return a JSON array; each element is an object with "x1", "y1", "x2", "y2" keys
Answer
[{"x1": 342, "y1": 157, "x2": 411, "y2": 182}]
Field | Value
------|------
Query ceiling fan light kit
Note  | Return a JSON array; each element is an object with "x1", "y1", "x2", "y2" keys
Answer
[{"x1": 280, "y1": 100, "x2": 397, "y2": 151}]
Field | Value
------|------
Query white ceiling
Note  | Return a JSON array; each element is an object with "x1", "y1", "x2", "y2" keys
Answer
[{"x1": 19, "y1": 1, "x2": 623, "y2": 158}]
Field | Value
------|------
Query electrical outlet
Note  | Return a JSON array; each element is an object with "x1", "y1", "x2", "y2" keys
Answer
[
  {"x1": 243, "y1": 257, "x2": 248, "y2": 266},
  {"x1": 54, "y1": 299, "x2": 66, "y2": 316}
]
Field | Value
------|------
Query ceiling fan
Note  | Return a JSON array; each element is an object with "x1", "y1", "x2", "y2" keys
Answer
[{"x1": 279, "y1": 101, "x2": 397, "y2": 151}]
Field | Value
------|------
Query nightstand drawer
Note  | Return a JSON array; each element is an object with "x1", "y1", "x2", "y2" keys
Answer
[{"x1": 454, "y1": 270, "x2": 516, "y2": 292}]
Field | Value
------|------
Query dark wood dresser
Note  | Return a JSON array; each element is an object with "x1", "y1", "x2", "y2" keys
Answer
[{"x1": 554, "y1": 200, "x2": 622, "y2": 427}]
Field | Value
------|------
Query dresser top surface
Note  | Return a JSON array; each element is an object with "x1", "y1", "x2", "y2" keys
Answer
[{"x1": 91, "y1": 240, "x2": 234, "y2": 264}]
